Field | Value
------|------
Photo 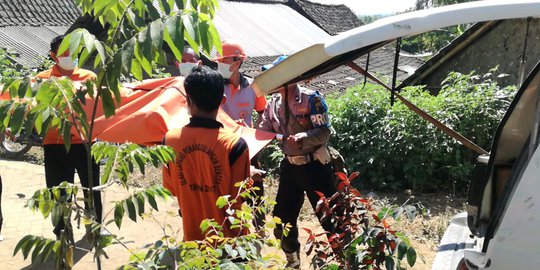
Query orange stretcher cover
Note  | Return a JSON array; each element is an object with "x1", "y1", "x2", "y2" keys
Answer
[{"x1": 1, "y1": 77, "x2": 276, "y2": 159}]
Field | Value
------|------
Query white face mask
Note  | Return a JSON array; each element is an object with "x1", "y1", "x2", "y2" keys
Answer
[
  {"x1": 57, "y1": 56, "x2": 78, "y2": 71},
  {"x1": 178, "y1": 62, "x2": 198, "y2": 77},
  {"x1": 217, "y1": 62, "x2": 233, "y2": 79}
]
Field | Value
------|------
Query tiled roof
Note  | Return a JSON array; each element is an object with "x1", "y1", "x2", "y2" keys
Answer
[
  {"x1": 0, "y1": 0, "x2": 80, "y2": 67},
  {"x1": 0, "y1": 0, "x2": 80, "y2": 27},
  {"x1": 242, "y1": 46, "x2": 425, "y2": 94},
  {"x1": 288, "y1": 0, "x2": 363, "y2": 35}
]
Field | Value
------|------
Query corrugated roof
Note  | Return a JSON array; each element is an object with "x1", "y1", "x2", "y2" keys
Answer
[
  {"x1": 0, "y1": 0, "x2": 80, "y2": 27},
  {"x1": 0, "y1": 26, "x2": 68, "y2": 67},
  {"x1": 214, "y1": 1, "x2": 329, "y2": 57},
  {"x1": 288, "y1": 0, "x2": 363, "y2": 35}
]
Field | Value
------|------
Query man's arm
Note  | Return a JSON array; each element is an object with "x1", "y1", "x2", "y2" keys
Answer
[
  {"x1": 257, "y1": 101, "x2": 274, "y2": 133},
  {"x1": 229, "y1": 138, "x2": 250, "y2": 186}
]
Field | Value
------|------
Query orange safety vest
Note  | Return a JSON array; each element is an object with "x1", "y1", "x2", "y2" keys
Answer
[
  {"x1": 163, "y1": 117, "x2": 250, "y2": 241},
  {"x1": 36, "y1": 65, "x2": 97, "y2": 145}
]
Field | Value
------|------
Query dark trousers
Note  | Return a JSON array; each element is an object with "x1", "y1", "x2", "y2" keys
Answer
[
  {"x1": 273, "y1": 159, "x2": 337, "y2": 253},
  {"x1": 44, "y1": 144, "x2": 102, "y2": 236},
  {"x1": 249, "y1": 155, "x2": 265, "y2": 229}
]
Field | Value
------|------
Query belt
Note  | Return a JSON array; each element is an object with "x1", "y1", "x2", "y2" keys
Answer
[{"x1": 286, "y1": 154, "x2": 314, "y2": 165}]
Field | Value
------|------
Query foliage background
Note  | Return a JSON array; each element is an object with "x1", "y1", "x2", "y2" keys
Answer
[{"x1": 326, "y1": 70, "x2": 516, "y2": 193}]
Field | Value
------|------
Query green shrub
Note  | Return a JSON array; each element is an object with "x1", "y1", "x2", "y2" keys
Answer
[{"x1": 327, "y1": 70, "x2": 516, "y2": 193}]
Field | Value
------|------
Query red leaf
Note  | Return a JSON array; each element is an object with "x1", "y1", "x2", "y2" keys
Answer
[
  {"x1": 382, "y1": 219, "x2": 389, "y2": 229},
  {"x1": 302, "y1": 227, "x2": 315, "y2": 242},
  {"x1": 372, "y1": 214, "x2": 380, "y2": 222},
  {"x1": 316, "y1": 231, "x2": 329, "y2": 237},
  {"x1": 314, "y1": 191, "x2": 326, "y2": 198},
  {"x1": 348, "y1": 172, "x2": 360, "y2": 182},
  {"x1": 335, "y1": 172, "x2": 347, "y2": 181},
  {"x1": 351, "y1": 189, "x2": 362, "y2": 197},
  {"x1": 337, "y1": 181, "x2": 347, "y2": 191}
]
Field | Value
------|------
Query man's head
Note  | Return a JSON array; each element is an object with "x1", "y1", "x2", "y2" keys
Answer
[
  {"x1": 184, "y1": 66, "x2": 224, "y2": 114},
  {"x1": 215, "y1": 41, "x2": 245, "y2": 80},
  {"x1": 49, "y1": 35, "x2": 77, "y2": 72},
  {"x1": 177, "y1": 47, "x2": 199, "y2": 76}
]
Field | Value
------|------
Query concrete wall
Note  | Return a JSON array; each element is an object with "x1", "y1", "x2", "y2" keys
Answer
[{"x1": 420, "y1": 18, "x2": 540, "y2": 90}]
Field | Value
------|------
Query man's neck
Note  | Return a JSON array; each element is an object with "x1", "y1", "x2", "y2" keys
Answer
[
  {"x1": 55, "y1": 65, "x2": 75, "y2": 77},
  {"x1": 229, "y1": 73, "x2": 241, "y2": 87},
  {"x1": 191, "y1": 110, "x2": 218, "y2": 120}
]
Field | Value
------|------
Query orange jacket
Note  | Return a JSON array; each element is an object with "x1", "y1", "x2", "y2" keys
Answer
[
  {"x1": 36, "y1": 65, "x2": 96, "y2": 145},
  {"x1": 162, "y1": 117, "x2": 250, "y2": 241}
]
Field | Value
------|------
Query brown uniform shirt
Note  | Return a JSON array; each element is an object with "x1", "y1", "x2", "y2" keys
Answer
[{"x1": 258, "y1": 85, "x2": 331, "y2": 156}]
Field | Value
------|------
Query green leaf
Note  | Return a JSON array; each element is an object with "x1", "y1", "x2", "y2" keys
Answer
[
  {"x1": 216, "y1": 196, "x2": 229, "y2": 209},
  {"x1": 10, "y1": 105, "x2": 26, "y2": 134},
  {"x1": 158, "y1": 0, "x2": 171, "y2": 14},
  {"x1": 145, "y1": 190, "x2": 159, "y2": 211},
  {"x1": 121, "y1": 38, "x2": 136, "y2": 74},
  {"x1": 114, "y1": 202, "x2": 125, "y2": 228},
  {"x1": 14, "y1": 235, "x2": 33, "y2": 256},
  {"x1": 100, "y1": 84, "x2": 116, "y2": 117},
  {"x1": 31, "y1": 238, "x2": 46, "y2": 264},
  {"x1": 18, "y1": 77, "x2": 31, "y2": 98},
  {"x1": 397, "y1": 241, "x2": 407, "y2": 260},
  {"x1": 82, "y1": 30, "x2": 95, "y2": 53},
  {"x1": 145, "y1": 0, "x2": 161, "y2": 20},
  {"x1": 69, "y1": 30, "x2": 83, "y2": 60},
  {"x1": 125, "y1": 197, "x2": 137, "y2": 222},
  {"x1": 163, "y1": 15, "x2": 184, "y2": 62},
  {"x1": 200, "y1": 219, "x2": 210, "y2": 234},
  {"x1": 21, "y1": 235, "x2": 36, "y2": 259},
  {"x1": 406, "y1": 247, "x2": 417, "y2": 266},
  {"x1": 149, "y1": 20, "x2": 164, "y2": 52},
  {"x1": 57, "y1": 36, "x2": 70, "y2": 56},
  {"x1": 51, "y1": 204, "x2": 62, "y2": 226},
  {"x1": 62, "y1": 121, "x2": 72, "y2": 152},
  {"x1": 79, "y1": 49, "x2": 91, "y2": 67},
  {"x1": 94, "y1": 40, "x2": 106, "y2": 65},
  {"x1": 131, "y1": 58, "x2": 143, "y2": 81},
  {"x1": 135, "y1": 193, "x2": 145, "y2": 216},
  {"x1": 385, "y1": 256, "x2": 396, "y2": 270}
]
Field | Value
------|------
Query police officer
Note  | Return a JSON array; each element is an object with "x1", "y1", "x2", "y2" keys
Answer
[{"x1": 258, "y1": 56, "x2": 337, "y2": 269}]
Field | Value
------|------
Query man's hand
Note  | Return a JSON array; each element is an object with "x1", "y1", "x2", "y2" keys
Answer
[
  {"x1": 287, "y1": 132, "x2": 308, "y2": 148},
  {"x1": 234, "y1": 119, "x2": 247, "y2": 127},
  {"x1": 250, "y1": 166, "x2": 267, "y2": 182}
]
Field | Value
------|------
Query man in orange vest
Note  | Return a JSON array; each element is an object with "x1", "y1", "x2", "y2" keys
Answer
[
  {"x1": 176, "y1": 46, "x2": 199, "y2": 77},
  {"x1": 215, "y1": 41, "x2": 267, "y2": 230},
  {"x1": 162, "y1": 65, "x2": 250, "y2": 241},
  {"x1": 36, "y1": 35, "x2": 102, "y2": 239}
]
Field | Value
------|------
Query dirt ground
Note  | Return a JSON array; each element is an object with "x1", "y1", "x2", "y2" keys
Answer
[{"x1": 2, "y1": 147, "x2": 466, "y2": 269}]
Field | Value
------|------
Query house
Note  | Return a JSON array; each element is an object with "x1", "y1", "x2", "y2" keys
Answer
[
  {"x1": 1, "y1": 0, "x2": 424, "y2": 94},
  {"x1": 400, "y1": 18, "x2": 540, "y2": 92},
  {"x1": 215, "y1": 0, "x2": 424, "y2": 94},
  {"x1": 0, "y1": 0, "x2": 80, "y2": 68}
]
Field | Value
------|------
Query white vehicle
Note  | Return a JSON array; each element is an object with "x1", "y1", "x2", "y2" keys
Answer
[
  {"x1": 252, "y1": 1, "x2": 540, "y2": 269},
  {"x1": 432, "y1": 62, "x2": 540, "y2": 270}
]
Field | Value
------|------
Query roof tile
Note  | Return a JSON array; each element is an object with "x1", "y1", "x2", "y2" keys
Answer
[{"x1": 0, "y1": 0, "x2": 80, "y2": 27}]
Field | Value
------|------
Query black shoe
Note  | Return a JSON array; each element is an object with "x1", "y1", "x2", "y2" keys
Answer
[{"x1": 285, "y1": 251, "x2": 301, "y2": 269}]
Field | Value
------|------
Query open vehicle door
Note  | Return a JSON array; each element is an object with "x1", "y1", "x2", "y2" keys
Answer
[{"x1": 252, "y1": 1, "x2": 540, "y2": 269}]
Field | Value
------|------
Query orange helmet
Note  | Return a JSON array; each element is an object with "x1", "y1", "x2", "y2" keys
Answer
[{"x1": 217, "y1": 41, "x2": 246, "y2": 60}]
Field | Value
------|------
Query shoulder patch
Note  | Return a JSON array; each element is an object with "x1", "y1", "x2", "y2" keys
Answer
[{"x1": 308, "y1": 93, "x2": 330, "y2": 128}]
